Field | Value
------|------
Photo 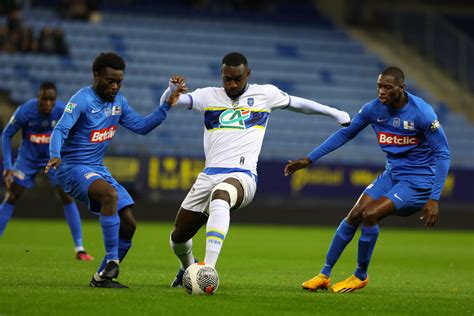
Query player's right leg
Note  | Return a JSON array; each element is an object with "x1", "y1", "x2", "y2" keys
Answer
[
  {"x1": 54, "y1": 185, "x2": 93, "y2": 261},
  {"x1": 87, "y1": 178, "x2": 121, "y2": 280},
  {"x1": 0, "y1": 182, "x2": 25, "y2": 237},
  {"x1": 170, "y1": 207, "x2": 207, "y2": 287}
]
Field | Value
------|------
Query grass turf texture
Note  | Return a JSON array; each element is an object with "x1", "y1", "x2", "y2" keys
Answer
[{"x1": 0, "y1": 219, "x2": 472, "y2": 315}]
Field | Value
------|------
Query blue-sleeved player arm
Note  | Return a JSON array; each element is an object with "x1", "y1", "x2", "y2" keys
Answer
[
  {"x1": 2, "y1": 108, "x2": 24, "y2": 169},
  {"x1": 423, "y1": 119, "x2": 450, "y2": 200},
  {"x1": 307, "y1": 111, "x2": 369, "y2": 162},
  {"x1": 50, "y1": 100, "x2": 84, "y2": 158},
  {"x1": 119, "y1": 98, "x2": 171, "y2": 135}
]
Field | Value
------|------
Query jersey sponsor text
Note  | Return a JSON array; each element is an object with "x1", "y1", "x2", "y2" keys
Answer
[
  {"x1": 29, "y1": 133, "x2": 51, "y2": 144},
  {"x1": 90, "y1": 125, "x2": 117, "y2": 143},
  {"x1": 378, "y1": 132, "x2": 419, "y2": 146}
]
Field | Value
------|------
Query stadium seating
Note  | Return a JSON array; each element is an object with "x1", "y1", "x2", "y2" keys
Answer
[{"x1": 1, "y1": 8, "x2": 472, "y2": 168}]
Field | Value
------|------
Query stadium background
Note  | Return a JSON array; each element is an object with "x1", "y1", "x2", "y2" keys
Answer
[{"x1": 0, "y1": 0, "x2": 473, "y2": 230}]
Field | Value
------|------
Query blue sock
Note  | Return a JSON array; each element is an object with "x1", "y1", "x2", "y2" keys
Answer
[
  {"x1": 320, "y1": 219, "x2": 357, "y2": 277},
  {"x1": 99, "y1": 213, "x2": 120, "y2": 262},
  {"x1": 0, "y1": 202, "x2": 15, "y2": 237},
  {"x1": 97, "y1": 238, "x2": 132, "y2": 273},
  {"x1": 355, "y1": 224, "x2": 379, "y2": 280},
  {"x1": 63, "y1": 202, "x2": 83, "y2": 248}
]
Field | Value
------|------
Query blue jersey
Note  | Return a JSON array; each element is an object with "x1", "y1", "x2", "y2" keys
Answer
[
  {"x1": 50, "y1": 86, "x2": 170, "y2": 165},
  {"x1": 307, "y1": 91, "x2": 450, "y2": 200},
  {"x1": 2, "y1": 99, "x2": 66, "y2": 169}
]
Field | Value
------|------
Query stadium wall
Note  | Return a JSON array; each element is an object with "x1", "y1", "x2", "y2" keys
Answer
[{"x1": 1, "y1": 154, "x2": 472, "y2": 230}]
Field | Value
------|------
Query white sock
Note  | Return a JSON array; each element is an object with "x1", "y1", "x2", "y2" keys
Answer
[
  {"x1": 204, "y1": 199, "x2": 230, "y2": 268},
  {"x1": 75, "y1": 246, "x2": 85, "y2": 252},
  {"x1": 170, "y1": 236, "x2": 195, "y2": 270}
]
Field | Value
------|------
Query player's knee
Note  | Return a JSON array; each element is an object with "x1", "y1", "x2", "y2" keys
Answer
[
  {"x1": 171, "y1": 228, "x2": 189, "y2": 243},
  {"x1": 211, "y1": 183, "x2": 238, "y2": 208},
  {"x1": 346, "y1": 207, "x2": 363, "y2": 226},
  {"x1": 100, "y1": 188, "x2": 118, "y2": 205},
  {"x1": 361, "y1": 208, "x2": 379, "y2": 224}
]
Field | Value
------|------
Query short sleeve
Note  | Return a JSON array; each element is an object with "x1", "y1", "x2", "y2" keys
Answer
[
  {"x1": 188, "y1": 87, "x2": 214, "y2": 113},
  {"x1": 265, "y1": 84, "x2": 290, "y2": 110}
]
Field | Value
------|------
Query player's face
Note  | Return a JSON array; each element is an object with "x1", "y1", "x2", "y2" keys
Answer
[
  {"x1": 94, "y1": 67, "x2": 124, "y2": 102},
  {"x1": 221, "y1": 64, "x2": 250, "y2": 99},
  {"x1": 38, "y1": 88, "x2": 57, "y2": 115},
  {"x1": 377, "y1": 75, "x2": 405, "y2": 106}
]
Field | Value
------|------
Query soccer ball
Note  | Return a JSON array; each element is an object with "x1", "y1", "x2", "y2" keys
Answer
[{"x1": 182, "y1": 262, "x2": 219, "y2": 295}]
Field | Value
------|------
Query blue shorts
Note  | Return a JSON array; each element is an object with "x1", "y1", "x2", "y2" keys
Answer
[
  {"x1": 56, "y1": 164, "x2": 134, "y2": 214},
  {"x1": 12, "y1": 159, "x2": 59, "y2": 189},
  {"x1": 363, "y1": 171, "x2": 432, "y2": 217}
]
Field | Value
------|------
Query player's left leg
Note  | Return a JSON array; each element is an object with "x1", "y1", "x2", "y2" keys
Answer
[
  {"x1": 0, "y1": 182, "x2": 25, "y2": 237},
  {"x1": 54, "y1": 186, "x2": 93, "y2": 261},
  {"x1": 204, "y1": 177, "x2": 244, "y2": 268}
]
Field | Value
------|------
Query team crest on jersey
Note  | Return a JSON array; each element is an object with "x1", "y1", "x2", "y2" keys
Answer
[
  {"x1": 247, "y1": 98, "x2": 254, "y2": 106},
  {"x1": 112, "y1": 105, "x2": 121, "y2": 115},
  {"x1": 65, "y1": 102, "x2": 77, "y2": 113},
  {"x1": 393, "y1": 117, "x2": 400, "y2": 127},
  {"x1": 403, "y1": 120, "x2": 415, "y2": 131},
  {"x1": 219, "y1": 108, "x2": 251, "y2": 129},
  {"x1": 430, "y1": 120, "x2": 440, "y2": 131}
]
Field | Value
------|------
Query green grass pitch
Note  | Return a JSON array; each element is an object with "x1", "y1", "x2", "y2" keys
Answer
[{"x1": 0, "y1": 219, "x2": 472, "y2": 315}]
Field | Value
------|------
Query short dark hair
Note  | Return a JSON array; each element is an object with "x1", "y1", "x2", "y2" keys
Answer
[
  {"x1": 92, "y1": 52, "x2": 126, "y2": 74},
  {"x1": 222, "y1": 52, "x2": 248, "y2": 67},
  {"x1": 381, "y1": 66, "x2": 405, "y2": 85},
  {"x1": 39, "y1": 81, "x2": 56, "y2": 92}
]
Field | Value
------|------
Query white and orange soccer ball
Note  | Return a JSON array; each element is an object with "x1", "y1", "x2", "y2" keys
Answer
[{"x1": 182, "y1": 262, "x2": 219, "y2": 295}]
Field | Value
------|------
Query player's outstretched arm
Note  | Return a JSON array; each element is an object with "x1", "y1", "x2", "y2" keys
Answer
[
  {"x1": 45, "y1": 157, "x2": 61, "y2": 173},
  {"x1": 287, "y1": 96, "x2": 351, "y2": 126},
  {"x1": 420, "y1": 199, "x2": 439, "y2": 228},
  {"x1": 284, "y1": 157, "x2": 312, "y2": 176}
]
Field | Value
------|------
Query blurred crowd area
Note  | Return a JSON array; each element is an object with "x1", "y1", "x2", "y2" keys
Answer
[{"x1": 0, "y1": 5, "x2": 68, "y2": 54}]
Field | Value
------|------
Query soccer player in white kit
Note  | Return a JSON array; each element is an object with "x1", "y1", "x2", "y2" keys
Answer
[{"x1": 164, "y1": 52, "x2": 351, "y2": 287}]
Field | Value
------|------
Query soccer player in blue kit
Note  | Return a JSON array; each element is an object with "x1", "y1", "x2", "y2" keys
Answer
[
  {"x1": 1, "y1": 82, "x2": 93, "y2": 261},
  {"x1": 284, "y1": 67, "x2": 450, "y2": 293},
  {"x1": 45, "y1": 52, "x2": 186, "y2": 288}
]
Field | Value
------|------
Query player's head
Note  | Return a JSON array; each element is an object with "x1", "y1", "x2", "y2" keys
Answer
[
  {"x1": 377, "y1": 66, "x2": 406, "y2": 106},
  {"x1": 37, "y1": 81, "x2": 57, "y2": 115},
  {"x1": 221, "y1": 52, "x2": 251, "y2": 99},
  {"x1": 92, "y1": 52, "x2": 126, "y2": 102}
]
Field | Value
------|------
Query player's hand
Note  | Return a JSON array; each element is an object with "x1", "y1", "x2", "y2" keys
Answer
[
  {"x1": 169, "y1": 75, "x2": 186, "y2": 91},
  {"x1": 3, "y1": 169, "x2": 14, "y2": 189},
  {"x1": 420, "y1": 199, "x2": 439, "y2": 228},
  {"x1": 284, "y1": 157, "x2": 312, "y2": 176},
  {"x1": 167, "y1": 84, "x2": 188, "y2": 107},
  {"x1": 45, "y1": 157, "x2": 61, "y2": 174}
]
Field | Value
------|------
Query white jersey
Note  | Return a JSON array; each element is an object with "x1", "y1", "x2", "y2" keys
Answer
[{"x1": 188, "y1": 84, "x2": 290, "y2": 175}]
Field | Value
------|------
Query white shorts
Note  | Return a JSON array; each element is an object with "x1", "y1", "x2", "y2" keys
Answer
[{"x1": 181, "y1": 172, "x2": 257, "y2": 215}]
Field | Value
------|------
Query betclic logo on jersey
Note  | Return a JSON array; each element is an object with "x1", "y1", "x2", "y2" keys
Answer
[
  {"x1": 378, "y1": 132, "x2": 419, "y2": 146},
  {"x1": 29, "y1": 133, "x2": 51, "y2": 144},
  {"x1": 219, "y1": 108, "x2": 251, "y2": 129},
  {"x1": 90, "y1": 125, "x2": 117, "y2": 142}
]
